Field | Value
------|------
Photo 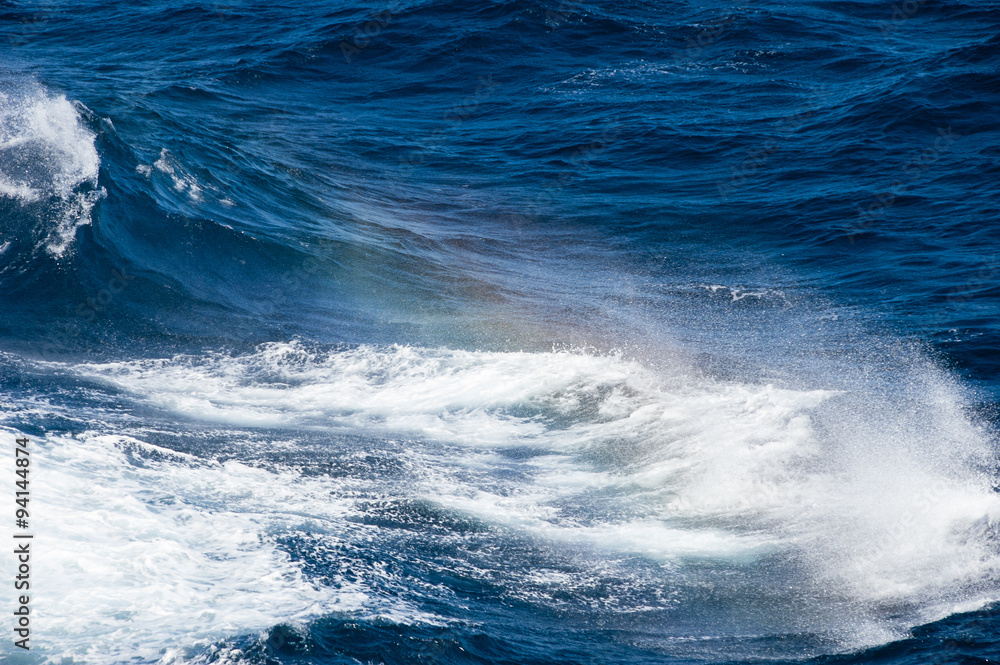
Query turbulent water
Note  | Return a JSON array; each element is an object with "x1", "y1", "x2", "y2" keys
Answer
[{"x1": 1, "y1": 1, "x2": 1000, "y2": 663}]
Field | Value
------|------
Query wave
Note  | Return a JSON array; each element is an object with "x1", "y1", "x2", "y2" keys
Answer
[
  {"x1": 0, "y1": 82, "x2": 103, "y2": 257},
  {"x1": 5, "y1": 340, "x2": 991, "y2": 661},
  {"x1": 3, "y1": 2, "x2": 1000, "y2": 661},
  {"x1": 2, "y1": 430, "x2": 367, "y2": 664}
]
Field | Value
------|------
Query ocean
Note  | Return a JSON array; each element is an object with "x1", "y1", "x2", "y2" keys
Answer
[{"x1": 1, "y1": 1, "x2": 999, "y2": 663}]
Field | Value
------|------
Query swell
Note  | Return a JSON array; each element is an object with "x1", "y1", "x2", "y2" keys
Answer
[
  {"x1": 4, "y1": 0, "x2": 996, "y2": 357},
  {"x1": 2, "y1": 2, "x2": 1000, "y2": 663},
  {"x1": 0, "y1": 79, "x2": 543, "y2": 356}
]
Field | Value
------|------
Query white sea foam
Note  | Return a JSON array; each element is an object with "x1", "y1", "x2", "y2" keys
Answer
[
  {"x1": 0, "y1": 428, "x2": 371, "y2": 664},
  {"x1": 68, "y1": 343, "x2": 1000, "y2": 636},
  {"x1": 15, "y1": 342, "x2": 1000, "y2": 659},
  {"x1": 0, "y1": 86, "x2": 104, "y2": 256},
  {"x1": 153, "y1": 148, "x2": 203, "y2": 202}
]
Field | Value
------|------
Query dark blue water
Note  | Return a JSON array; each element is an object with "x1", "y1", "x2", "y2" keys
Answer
[{"x1": 2, "y1": 1, "x2": 1000, "y2": 663}]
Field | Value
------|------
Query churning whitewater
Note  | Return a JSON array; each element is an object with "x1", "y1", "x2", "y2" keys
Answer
[
  {"x1": 0, "y1": 85, "x2": 102, "y2": 258},
  {"x1": 2, "y1": 1, "x2": 1000, "y2": 663},
  {"x1": 4, "y1": 339, "x2": 998, "y2": 663}
]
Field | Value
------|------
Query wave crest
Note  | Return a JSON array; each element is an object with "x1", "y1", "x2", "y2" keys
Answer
[{"x1": 0, "y1": 84, "x2": 103, "y2": 257}]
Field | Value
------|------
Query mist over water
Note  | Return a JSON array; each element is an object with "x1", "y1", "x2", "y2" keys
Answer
[{"x1": 2, "y1": 1, "x2": 1000, "y2": 663}]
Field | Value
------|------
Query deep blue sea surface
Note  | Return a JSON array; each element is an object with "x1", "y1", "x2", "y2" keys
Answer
[{"x1": 2, "y1": 1, "x2": 1000, "y2": 663}]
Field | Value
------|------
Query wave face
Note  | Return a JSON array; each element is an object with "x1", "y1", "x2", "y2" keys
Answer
[{"x1": 2, "y1": 1, "x2": 1000, "y2": 663}]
